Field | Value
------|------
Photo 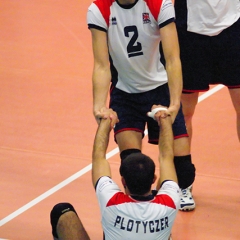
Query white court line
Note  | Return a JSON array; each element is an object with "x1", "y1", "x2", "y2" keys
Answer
[
  {"x1": 0, "y1": 84, "x2": 225, "y2": 227},
  {"x1": 0, "y1": 148, "x2": 119, "y2": 227},
  {"x1": 198, "y1": 84, "x2": 224, "y2": 102}
]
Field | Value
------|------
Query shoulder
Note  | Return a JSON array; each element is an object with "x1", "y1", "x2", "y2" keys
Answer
[
  {"x1": 89, "y1": 0, "x2": 115, "y2": 17},
  {"x1": 91, "y1": 0, "x2": 115, "y2": 10},
  {"x1": 159, "y1": 180, "x2": 180, "y2": 194},
  {"x1": 95, "y1": 176, "x2": 120, "y2": 193},
  {"x1": 144, "y1": 0, "x2": 173, "y2": 11},
  {"x1": 154, "y1": 181, "x2": 180, "y2": 209},
  {"x1": 144, "y1": 0, "x2": 175, "y2": 23},
  {"x1": 88, "y1": 0, "x2": 116, "y2": 28}
]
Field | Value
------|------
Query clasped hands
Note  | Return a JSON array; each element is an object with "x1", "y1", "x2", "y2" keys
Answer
[{"x1": 94, "y1": 104, "x2": 174, "y2": 128}]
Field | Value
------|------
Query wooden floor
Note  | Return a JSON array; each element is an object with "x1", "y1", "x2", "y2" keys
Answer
[{"x1": 0, "y1": 1, "x2": 239, "y2": 239}]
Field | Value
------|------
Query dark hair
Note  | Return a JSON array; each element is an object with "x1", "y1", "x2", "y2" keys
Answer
[{"x1": 119, "y1": 152, "x2": 155, "y2": 195}]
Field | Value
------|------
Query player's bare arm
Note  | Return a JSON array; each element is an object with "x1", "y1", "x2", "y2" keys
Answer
[
  {"x1": 92, "y1": 112, "x2": 118, "y2": 187},
  {"x1": 90, "y1": 28, "x2": 112, "y2": 124},
  {"x1": 148, "y1": 105, "x2": 178, "y2": 187},
  {"x1": 160, "y1": 22, "x2": 183, "y2": 123},
  {"x1": 158, "y1": 112, "x2": 177, "y2": 185}
]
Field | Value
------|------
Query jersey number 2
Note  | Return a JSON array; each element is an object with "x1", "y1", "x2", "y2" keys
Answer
[{"x1": 124, "y1": 26, "x2": 143, "y2": 58}]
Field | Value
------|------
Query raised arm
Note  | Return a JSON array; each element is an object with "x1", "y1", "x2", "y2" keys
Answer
[
  {"x1": 158, "y1": 113, "x2": 178, "y2": 185},
  {"x1": 92, "y1": 112, "x2": 118, "y2": 187},
  {"x1": 149, "y1": 105, "x2": 178, "y2": 187},
  {"x1": 90, "y1": 28, "x2": 112, "y2": 124}
]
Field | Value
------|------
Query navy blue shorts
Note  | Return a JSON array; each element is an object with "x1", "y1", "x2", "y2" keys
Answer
[
  {"x1": 177, "y1": 17, "x2": 240, "y2": 93},
  {"x1": 109, "y1": 84, "x2": 188, "y2": 144}
]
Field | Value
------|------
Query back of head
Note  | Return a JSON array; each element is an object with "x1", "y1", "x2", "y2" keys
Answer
[{"x1": 119, "y1": 153, "x2": 155, "y2": 195}]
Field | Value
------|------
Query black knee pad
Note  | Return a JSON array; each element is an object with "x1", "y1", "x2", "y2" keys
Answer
[
  {"x1": 174, "y1": 155, "x2": 196, "y2": 189},
  {"x1": 120, "y1": 149, "x2": 141, "y2": 163},
  {"x1": 50, "y1": 202, "x2": 78, "y2": 238}
]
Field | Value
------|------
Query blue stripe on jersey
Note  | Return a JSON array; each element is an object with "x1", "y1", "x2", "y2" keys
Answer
[
  {"x1": 159, "y1": 17, "x2": 175, "y2": 28},
  {"x1": 88, "y1": 24, "x2": 107, "y2": 32}
]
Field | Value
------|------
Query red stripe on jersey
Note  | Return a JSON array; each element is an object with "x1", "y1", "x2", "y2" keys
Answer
[
  {"x1": 106, "y1": 192, "x2": 176, "y2": 209},
  {"x1": 93, "y1": 0, "x2": 114, "y2": 27},
  {"x1": 144, "y1": 0, "x2": 163, "y2": 21},
  {"x1": 153, "y1": 194, "x2": 176, "y2": 209},
  {"x1": 106, "y1": 192, "x2": 135, "y2": 207}
]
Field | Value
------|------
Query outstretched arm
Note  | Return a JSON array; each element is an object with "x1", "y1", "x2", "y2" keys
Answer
[
  {"x1": 148, "y1": 105, "x2": 178, "y2": 188},
  {"x1": 158, "y1": 113, "x2": 178, "y2": 185},
  {"x1": 160, "y1": 22, "x2": 182, "y2": 123},
  {"x1": 92, "y1": 111, "x2": 119, "y2": 187},
  {"x1": 90, "y1": 28, "x2": 113, "y2": 124}
]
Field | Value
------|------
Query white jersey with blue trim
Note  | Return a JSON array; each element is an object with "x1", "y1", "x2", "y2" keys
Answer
[
  {"x1": 87, "y1": 0, "x2": 175, "y2": 93},
  {"x1": 96, "y1": 176, "x2": 180, "y2": 240},
  {"x1": 186, "y1": 0, "x2": 240, "y2": 36}
]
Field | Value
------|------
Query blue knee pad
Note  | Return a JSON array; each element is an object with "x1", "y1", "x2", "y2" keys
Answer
[
  {"x1": 174, "y1": 155, "x2": 196, "y2": 189},
  {"x1": 50, "y1": 202, "x2": 78, "y2": 238}
]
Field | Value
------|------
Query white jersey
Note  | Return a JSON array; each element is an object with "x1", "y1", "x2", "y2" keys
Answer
[
  {"x1": 186, "y1": 0, "x2": 240, "y2": 36},
  {"x1": 87, "y1": 0, "x2": 175, "y2": 93},
  {"x1": 96, "y1": 176, "x2": 180, "y2": 240}
]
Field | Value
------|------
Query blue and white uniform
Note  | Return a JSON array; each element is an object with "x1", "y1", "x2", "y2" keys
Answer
[
  {"x1": 87, "y1": 0, "x2": 175, "y2": 93},
  {"x1": 87, "y1": 0, "x2": 188, "y2": 142}
]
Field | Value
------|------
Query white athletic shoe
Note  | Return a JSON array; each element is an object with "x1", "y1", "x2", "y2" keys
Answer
[{"x1": 179, "y1": 185, "x2": 195, "y2": 211}]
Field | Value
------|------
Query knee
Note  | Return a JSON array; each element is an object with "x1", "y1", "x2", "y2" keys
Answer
[{"x1": 50, "y1": 202, "x2": 77, "y2": 238}]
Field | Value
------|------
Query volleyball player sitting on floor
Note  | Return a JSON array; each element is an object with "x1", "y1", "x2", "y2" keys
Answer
[{"x1": 50, "y1": 106, "x2": 180, "y2": 240}]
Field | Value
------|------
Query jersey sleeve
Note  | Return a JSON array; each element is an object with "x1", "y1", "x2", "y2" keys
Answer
[
  {"x1": 96, "y1": 176, "x2": 122, "y2": 214},
  {"x1": 158, "y1": 181, "x2": 181, "y2": 209},
  {"x1": 87, "y1": 3, "x2": 108, "y2": 31},
  {"x1": 158, "y1": 0, "x2": 176, "y2": 28}
]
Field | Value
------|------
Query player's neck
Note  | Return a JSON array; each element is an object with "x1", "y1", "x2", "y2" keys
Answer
[
  {"x1": 117, "y1": 0, "x2": 137, "y2": 5},
  {"x1": 129, "y1": 190, "x2": 152, "y2": 197}
]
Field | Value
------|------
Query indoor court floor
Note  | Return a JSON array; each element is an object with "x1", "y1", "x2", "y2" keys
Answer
[{"x1": 0, "y1": 1, "x2": 240, "y2": 239}]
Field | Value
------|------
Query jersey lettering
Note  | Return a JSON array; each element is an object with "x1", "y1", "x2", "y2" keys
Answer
[{"x1": 114, "y1": 215, "x2": 169, "y2": 233}]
